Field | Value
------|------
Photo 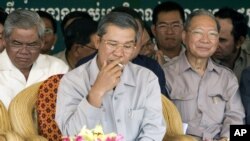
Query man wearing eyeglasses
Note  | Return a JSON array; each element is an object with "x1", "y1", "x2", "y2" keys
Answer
[
  {"x1": 0, "y1": 9, "x2": 69, "y2": 109},
  {"x1": 151, "y1": 1, "x2": 186, "y2": 65},
  {"x1": 164, "y1": 9, "x2": 244, "y2": 141},
  {"x1": 55, "y1": 12, "x2": 166, "y2": 140},
  {"x1": 37, "y1": 10, "x2": 57, "y2": 55}
]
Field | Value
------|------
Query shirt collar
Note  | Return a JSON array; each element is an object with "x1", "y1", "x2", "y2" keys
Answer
[{"x1": 179, "y1": 52, "x2": 219, "y2": 74}]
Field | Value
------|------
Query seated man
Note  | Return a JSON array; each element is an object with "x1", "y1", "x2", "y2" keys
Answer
[
  {"x1": 76, "y1": 6, "x2": 169, "y2": 97},
  {"x1": 212, "y1": 7, "x2": 250, "y2": 81},
  {"x1": 37, "y1": 10, "x2": 57, "y2": 54},
  {"x1": 163, "y1": 9, "x2": 245, "y2": 141},
  {"x1": 55, "y1": 12, "x2": 166, "y2": 140},
  {"x1": 55, "y1": 12, "x2": 97, "y2": 70},
  {"x1": 0, "y1": 9, "x2": 69, "y2": 108}
]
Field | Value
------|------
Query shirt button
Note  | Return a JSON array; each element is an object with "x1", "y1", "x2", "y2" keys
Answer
[
  {"x1": 114, "y1": 97, "x2": 118, "y2": 100},
  {"x1": 117, "y1": 119, "x2": 121, "y2": 123}
]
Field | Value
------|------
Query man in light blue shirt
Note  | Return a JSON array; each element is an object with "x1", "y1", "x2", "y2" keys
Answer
[{"x1": 55, "y1": 12, "x2": 166, "y2": 140}]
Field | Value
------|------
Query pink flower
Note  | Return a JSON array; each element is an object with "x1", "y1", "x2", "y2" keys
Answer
[
  {"x1": 75, "y1": 136, "x2": 84, "y2": 141},
  {"x1": 62, "y1": 137, "x2": 71, "y2": 141}
]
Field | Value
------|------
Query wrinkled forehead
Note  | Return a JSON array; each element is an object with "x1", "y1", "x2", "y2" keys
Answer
[{"x1": 189, "y1": 15, "x2": 218, "y2": 30}]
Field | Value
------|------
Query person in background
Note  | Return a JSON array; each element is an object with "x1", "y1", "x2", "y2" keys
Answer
[
  {"x1": 139, "y1": 23, "x2": 156, "y2": 58},
  {"x1": 60, "y1": 11, "x2": 92, "y2": 36},
  {"x1": 54, "y1": 11, "x2": 94, "y2": 68},
  {"x1": 164, "y1": 9, "x2": 245, "y2": 141},
  {"x1": 212, "y1": 7, "x2": 250, "y2": 81},
  {"x1": 0, "y1": 8, "x2": 8, "y2": 52},
  {"x1": 0, "y1": 9, "x2": 69, "y2": 108},
  {"x1": 63, "y1": 18, "x2": 97, "y2": 69},
  {"x1": 55, "y1": 12, "x2": 166, "y2": 140},
  {"x1": 37, "y1": 10, "x2": 57, "y2": 54},
  {"x1": 151, "y1": 1, "x2": 186, "y2": 66},
  {"x1": 76, "y1": 6, "x2": 169, "y2": 97}
]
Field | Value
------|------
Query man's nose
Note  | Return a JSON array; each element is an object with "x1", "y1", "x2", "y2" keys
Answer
[{"x1": 113, "y1": 46, "x2": 125, "y2": 56}]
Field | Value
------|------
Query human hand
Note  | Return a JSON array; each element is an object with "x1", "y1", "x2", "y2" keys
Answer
[{"x1": 88, "y1": 58, "x2": 123, "y2": 102}]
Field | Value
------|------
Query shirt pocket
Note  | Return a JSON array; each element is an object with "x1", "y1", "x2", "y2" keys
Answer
[
  {"x1": 207, "y1": 91, "x2": 228, "y2": 122},
  {"x1": 126, "y1": 108, "x2": 145, "y2": 140},
  {"x1": 170, "y1": 87, "x2": 197, "y2": 121}
]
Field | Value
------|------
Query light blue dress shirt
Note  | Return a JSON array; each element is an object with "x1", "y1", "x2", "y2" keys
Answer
[{"x1": 55, "y1": 56, "x2": 166, "y2": 141}]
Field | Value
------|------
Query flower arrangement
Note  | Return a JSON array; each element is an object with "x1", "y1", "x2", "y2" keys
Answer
[{"x1": 62, "y1": 125, "x2": 123, "y2": 141}]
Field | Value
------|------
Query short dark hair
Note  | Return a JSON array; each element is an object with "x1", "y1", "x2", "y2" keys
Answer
[
  {"x1": 64, "y1": 17, "x2": 97, "y2": 52},
  {"x1": 37, "y1": 10, "x2": 57, "y2": 34},
  {"x1": 152, "y1": 1, "x2": 185, "y2": 25},
  {"x1": 97, "y1": 12, "x2": 139, "y2": 42},
  {"x1": 61, "y1": 11, "x2": 92, "y2": 35},
  {"x1": 215, "y1": 7, "x2": 248, "y2": 42},
  {"x1": 112, "y1": 6, "x2": 144, "y2": 28}
]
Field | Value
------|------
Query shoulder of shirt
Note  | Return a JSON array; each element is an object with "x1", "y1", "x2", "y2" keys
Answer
[
  {"x1": 211, "y1": 60, "x2": 236, "y2": 76},
  {"x1": 162, "y1": 57, "x2": 180, "y2": 72},
  {"x1": 37, "y1": 54, "x2": 69, "y2": 67},
  {"x1": 129, "y1": 61, "x2": 156, "y2": 74}
]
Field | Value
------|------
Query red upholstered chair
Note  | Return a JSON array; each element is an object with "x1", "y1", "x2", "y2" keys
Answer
[{"x1": 36, "y1": 74, "x2": 64, "y2": 141}]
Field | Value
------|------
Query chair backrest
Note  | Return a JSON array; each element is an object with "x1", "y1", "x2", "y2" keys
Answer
[
  {"x1": 37, "y1": 74, "x2": 64, "y2": 141},
  {"x1": 161, "y1": 95, "x2": 184, "y2": 137},
  {"x1": 0, "y1": 100, "x2": 12, "y2": 132},
  {"x1": 8, "y1": 81, "x2": 47, "y2": 141},
  {"x1": 161, "y1": 95, "x2": 197, "y2": 141}
]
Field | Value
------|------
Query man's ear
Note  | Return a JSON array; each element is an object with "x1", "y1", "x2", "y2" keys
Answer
[
  {"x1": 236, "y1": 36, "x2": 245, "y2": 49},
  {"x1": 151, "y1": 25, "x2": 156, "y2": 37},
  {"x1": 182, "y1": 31, "x2": 187, "y2": 45},
  {"x1": 2, "y1": 38, "x2": 7, "y2": 48},
  {"x1": 94, "y1": 34, "x2": 101, "y2": 50}
]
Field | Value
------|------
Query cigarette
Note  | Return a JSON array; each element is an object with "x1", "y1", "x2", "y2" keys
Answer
[{"x1": 118, "y1": 63, "x2": 124, "y2": 68}]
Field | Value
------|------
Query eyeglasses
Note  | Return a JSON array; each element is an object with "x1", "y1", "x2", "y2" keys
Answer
[
  {"x1": 156, "y1": 22, "x2": 183, "y2": 32},
  {"x1": 44, "y1": 28, "x2": 54, "y2": 35},
  {"x1": 188, "y1": 29, "x2": 219, "y2": 41},
  {"x1": 8, "y1": 40, "x2": 41, "y2": 51},
  {"x1": 102, "y1": 39, "x2": 136, "y2": 52},
  {"x1": 81, "y1": 44, "x2": 97, "y2": 51}
]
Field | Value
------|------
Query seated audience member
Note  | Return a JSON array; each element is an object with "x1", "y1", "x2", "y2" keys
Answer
[
  {"x1": 0, "y1": 9, "x2": 69, "y2": 108},
  {"x1": 213, "y1": 7, "x2": 250, "y2": 81},
  {"x1": 0, "y1": 8, "x2": 8, "y2": 52},
  {"x1": 76, "y1": 6, "x2": 169, "y2": 97},
  {"x1": 62, "y1": 17, "x2": 97, "y2": 69},
  {"x1": 55, "y1": 12, "x2": 166, "y2": 140},
  {"x1": 151, "y1": 1, "x2": 186, "y2": 65},
  {"x1": 163, "y1": 9, "x2": 245, "y2": 141},
  {"x1": 37, "y1": 10, "x2": 57, "y2": 54},
  {"x1": 54, "y1": 11, "x2": 95, "y2": 69},
  {"x1": 240, "y1": 66, "x2": 250, "y2": 125},
  {"x1": 139, "y1": 23, "x2": 156, "y2": 58}
]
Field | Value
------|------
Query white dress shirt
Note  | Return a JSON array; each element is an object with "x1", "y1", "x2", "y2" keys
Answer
[{"x1": 0, "y1": 50, "x2": 69, "y2": 108}]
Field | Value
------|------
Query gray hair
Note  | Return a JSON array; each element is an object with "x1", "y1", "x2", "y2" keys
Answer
[
  {"x1": 97, "y1": 12, "x2": 139, "y2": 42},
  {"x1": 3, "y1": 9, "x2": 45, "y2": 39},
  {"x1": 184, "y1": 9, "x2": 220, "y2": 32}
]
